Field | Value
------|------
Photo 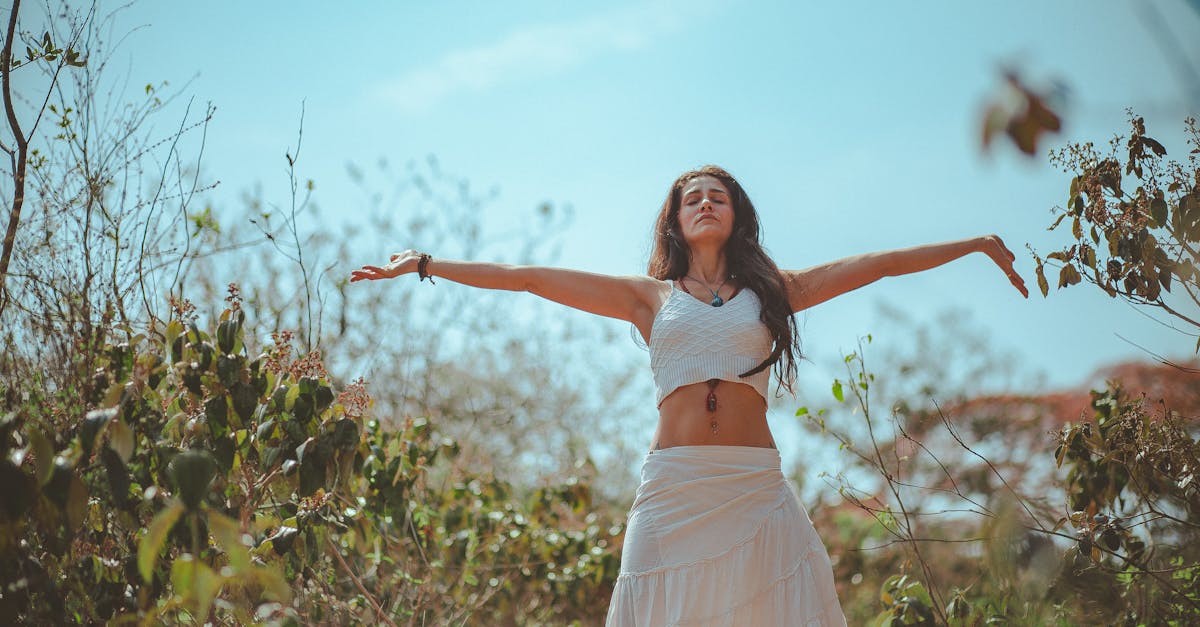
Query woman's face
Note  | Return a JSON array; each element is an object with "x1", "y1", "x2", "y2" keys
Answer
[{"x1": 677, "y1": 175, "x2": 735, "y2": 248}]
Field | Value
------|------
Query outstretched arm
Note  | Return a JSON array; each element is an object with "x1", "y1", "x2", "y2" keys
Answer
[
  {"x1": 784, "y1": 235, "x2": 1027, "y2": 312},
  {"x1": 350, "y1": 249, "x2": 663, "y2": 325}
]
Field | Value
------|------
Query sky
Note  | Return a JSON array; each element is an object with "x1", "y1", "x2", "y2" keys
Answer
[{"x1": 21, "y1": 1, "x2": 1198, "y2": 474}]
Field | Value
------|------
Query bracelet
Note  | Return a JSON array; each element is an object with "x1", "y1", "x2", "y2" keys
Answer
[{"x1": 417, "y1": 253, "x2": 436, "y2": 284}]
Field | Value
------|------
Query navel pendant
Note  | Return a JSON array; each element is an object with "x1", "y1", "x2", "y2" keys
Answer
[{"x1": 706, "y1": 379, "x2": 719, "y2": 434}]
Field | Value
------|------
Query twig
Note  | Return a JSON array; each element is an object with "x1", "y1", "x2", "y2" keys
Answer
[
  {"x1": 932, "y1": 399, "x2": 1048, "y2": 531},
  {"x1": 327, "y1": 534, "x2": 398, "y2": 627}
]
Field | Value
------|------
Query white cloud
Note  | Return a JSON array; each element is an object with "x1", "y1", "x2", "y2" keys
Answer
[{"x1": 372, "y1": 2, "x2": 707, "y2": 113}]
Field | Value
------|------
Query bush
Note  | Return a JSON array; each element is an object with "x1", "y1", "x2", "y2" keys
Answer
[{"x1": 0, "y1": 296, "x2": 625, "y2": 624}]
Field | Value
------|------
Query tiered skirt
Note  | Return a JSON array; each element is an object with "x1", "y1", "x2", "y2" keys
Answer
[{"x1": 605, "y1": 445, "x2": 846, "y2": 626}]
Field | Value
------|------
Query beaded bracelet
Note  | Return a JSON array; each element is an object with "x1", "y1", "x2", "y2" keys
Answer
[{"x1": 417, "y1": 253, "x2": 436, "y2": 284}]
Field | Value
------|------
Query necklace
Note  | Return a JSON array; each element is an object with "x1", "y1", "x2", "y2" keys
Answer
[{"x1": 683, "y1": 274, "x2": 730, "y2": 307}]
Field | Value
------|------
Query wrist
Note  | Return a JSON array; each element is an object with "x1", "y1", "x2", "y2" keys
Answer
[
  {"x1": 972, "y1": 235, "x2": 996, "y2": 255},
  {"x1": 417, "y1": 253, "x2": 436, "y2": 283}
]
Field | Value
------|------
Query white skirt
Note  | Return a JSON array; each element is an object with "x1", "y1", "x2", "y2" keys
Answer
[{"x1": 605, "y1": 445, "x2": 846, "y2": 626}]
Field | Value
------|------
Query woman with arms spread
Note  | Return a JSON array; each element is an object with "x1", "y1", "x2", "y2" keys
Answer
[{"x1": 351, "y1": 165, "x2": 1028, "y2": 626}]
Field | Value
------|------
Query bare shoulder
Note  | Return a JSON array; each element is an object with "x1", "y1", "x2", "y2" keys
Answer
[
  {"x1": 624, "y1": 275, "x2": 672, "y2": 312},
  {"x1": 626, "y1": 276, "x2": 672, "y2": 343}
]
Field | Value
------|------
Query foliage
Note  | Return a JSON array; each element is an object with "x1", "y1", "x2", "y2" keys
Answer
[
  {"x1": 0, "y1": 298, "x2": 625, "y2": 624},
  {"x1": 1053, "y1": 385, "x2": 1200, "y2": 623},
  {"x1": 1033, "y1": 112, "x2": 1200, "y2": 346},
  {"x1": 805, "y1": 334, "x2": 1200, "y2": 625}
]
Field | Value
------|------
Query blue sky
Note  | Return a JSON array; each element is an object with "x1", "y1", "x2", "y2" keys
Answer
[{"x1": 98, "y1": 0, "x2": 1198, "y2": 398}]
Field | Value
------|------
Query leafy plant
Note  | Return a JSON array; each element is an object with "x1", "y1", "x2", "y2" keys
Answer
[{"x1": 1034, "y1": 112, "x2": 1200, "y2": 348}]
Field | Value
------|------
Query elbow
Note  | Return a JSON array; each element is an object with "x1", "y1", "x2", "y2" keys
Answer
[{"x1": 516, "y1": 265, "x2": 538, "y2": 293}]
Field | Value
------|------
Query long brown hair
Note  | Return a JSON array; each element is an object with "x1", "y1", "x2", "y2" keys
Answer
[{"x1": 648, "y1": 165, "x2": 801, "y2": 398}]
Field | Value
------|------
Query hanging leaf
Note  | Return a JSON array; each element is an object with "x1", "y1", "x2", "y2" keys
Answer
[
  {"x1": 1142, "y1": 136, "x2": 1167, "y2": 156},
  {"x1": 169, "y1": 450, "x2": 217, "y2": 511},
  {"x1": 205, "y1": 397, "x2": 229, "y2": 439},
  {"x1": 100, "y1": 447, "x2": 132, "y2": 509},
  {"x1": 80, "y1": 408, "x2": 117, "y2": 455},
  {"x1": 230, "y1": 381, "x2": 257, "y2": 422},
  {"x1": 139, "y1": 500, "x2": 185, "y2": 582},
  {"x1": 268, "y1": 526, "x2": 299, "y2": 555},
  {"x1": 832, "y1": 380, "x2": 844, "y2": 403},
  {"x1": 0, "y1": 459, "x2": 36, "y2": 521},
  {"x1": 28, "y1": 427, "x2": 55, "y2": 486},
  {"x1": 1082, "y1": 245, "x2": 1096, "y2": 270},
  {"x1": 1150, "y1": 197, "x2": 1168, "y2": 226},
  {"x1": 1058, "y1": 264, "x2": 1082, "y2": 288},
  {"x1": 1035, "y1": 261, "x2": 1049, "y2": 297},
  {"x1": 108, "y1": 417, "x2": 134, "y2": 463}
]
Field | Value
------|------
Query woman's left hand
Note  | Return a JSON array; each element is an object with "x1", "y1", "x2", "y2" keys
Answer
[{"x1": 981, "y1": 235, "x2": 1028, "y2": 298}]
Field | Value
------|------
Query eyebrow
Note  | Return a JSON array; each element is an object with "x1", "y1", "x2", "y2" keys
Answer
[{"x1": 682, "y1": 187, "x2": 729, "y2": 197}]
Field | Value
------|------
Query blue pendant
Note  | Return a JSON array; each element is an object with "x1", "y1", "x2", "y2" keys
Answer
[{"x1": 711, "y1": 296, "x2": 724, "y2": 307}]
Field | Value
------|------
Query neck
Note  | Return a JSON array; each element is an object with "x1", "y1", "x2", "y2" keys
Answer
[{"x1": 687, "y1": 247, "x2": 729, "y2": 284}]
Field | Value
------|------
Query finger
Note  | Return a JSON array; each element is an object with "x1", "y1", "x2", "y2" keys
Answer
[{"x1": 1011, "y1": 274, "x2": 1028, "y2": 298}]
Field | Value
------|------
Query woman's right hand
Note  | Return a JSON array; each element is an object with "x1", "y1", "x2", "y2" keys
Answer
[{"x1": 349, "y1": 249, "x2": 421, "y2": 283}]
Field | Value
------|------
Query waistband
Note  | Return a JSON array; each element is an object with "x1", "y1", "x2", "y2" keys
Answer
[{"x1": 646, "y1": 444, "x2": 780, "y2": 467}]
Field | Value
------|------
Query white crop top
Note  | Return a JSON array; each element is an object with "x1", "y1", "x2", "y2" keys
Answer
[{"x1": 648, "y1": 281, "x2": 773, "y2": 407}]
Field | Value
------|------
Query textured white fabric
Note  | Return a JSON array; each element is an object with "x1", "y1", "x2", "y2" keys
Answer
[
  {"x1": 605, "y1": 446, "x2": 846, "y2": 626},
  {"x1": 649, "y1": 282, "x2": 772, "y2": 407}
]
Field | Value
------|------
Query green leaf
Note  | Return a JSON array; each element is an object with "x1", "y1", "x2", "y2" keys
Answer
[
  {"x1": 65, "y1": 471, "x2": 88, "y2": 531},
  {"x1": 139, "y1": 500, "x2": 185, "y2": 582},
  {"x1": 166, "y1": 320, "x2": 183, "y2": 358},
  {"x1": 832, "y1": 380, "x2": 844, "y2": 403},
  {"x1": 171, "y1": 554, "x2": 223, "y2": 620},
  {"x1": 208, "y1": 511, "x2": 250, "y2": 571},
  {"x1": 268, "y1": 526, "x2": 299, "y2": 555},
  {"x1": 795, "y1": 406, "x2": 809, "y2": 417},
  {"x1": 284, "y1": 384, "x2": 300, "y2": 411},
  {"x1": 81, "y1": 408, "x2": 116, "y2": 455},
  {"x1": 28, "y1": 427, "x2": 54, "y2": 486},
  {"x1": 204, "y1": 397, "x2": 228, "y2": 438},
  {"x1": 230, "y1": 381, "x2": 257, "y2": 422},
  {"x1": 169, "y1": 450, "x2": 217, "y2": 510},
  {"x1": 109, "y1": 417, "x2": 134, "y2": 463},
  {"x1": 100, "y1": 447, "x2": 132, "y2": 509}
]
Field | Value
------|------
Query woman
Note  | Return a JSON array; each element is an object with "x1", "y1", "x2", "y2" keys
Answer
[{"x1": 350, "y1": 165, "x2": 1028, "y2": 625}]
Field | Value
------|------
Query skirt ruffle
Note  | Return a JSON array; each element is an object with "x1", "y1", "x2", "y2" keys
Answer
[{"x1": 605, "y1": 445, "x2": 845, "y2": 627}]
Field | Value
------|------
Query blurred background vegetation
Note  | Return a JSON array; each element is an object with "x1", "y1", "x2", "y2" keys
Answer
[{"x1": 1, "y1": 1, "x2": 1198, "y2": 625}]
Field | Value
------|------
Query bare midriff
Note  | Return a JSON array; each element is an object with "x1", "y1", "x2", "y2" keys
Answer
[{"x1": 650, "y1": 379, "x2": 776, "y2": 451}]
